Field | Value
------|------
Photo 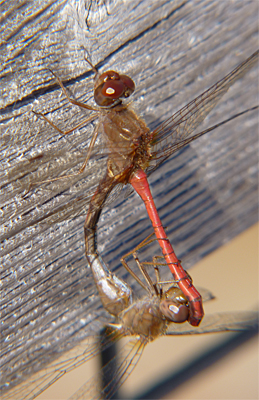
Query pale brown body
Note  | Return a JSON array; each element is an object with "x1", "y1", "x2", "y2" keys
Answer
[
  {"x1": 99, "y1": 107, "x2": 151, "y2": 178},
  {"x1": 84, "y1": 105, "x2": 151, "y2": 256}
]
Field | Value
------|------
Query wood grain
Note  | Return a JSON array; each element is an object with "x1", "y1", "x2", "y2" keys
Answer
[{"x1": 0, "y1": 0, "x2": 258, "y2": 398}]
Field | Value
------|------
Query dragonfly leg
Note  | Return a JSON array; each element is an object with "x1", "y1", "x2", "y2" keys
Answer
[
  {"x1": 49, "y1": 69, "x2": 99, "y2": 111},
  {"x1": 120, "y1": 233, "x2": 176, "y2": 296},
  {"x1": 32, "y1": 110, "x2": 97, "y2": 136},
  {"x1": 121, "y1": 253, "x2": 152, "y2": 294},
  {"x1": 29, "y1": 116, "x2": 99, "y2": 185}
]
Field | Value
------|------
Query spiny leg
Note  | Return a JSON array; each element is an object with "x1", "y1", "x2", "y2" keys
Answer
[
  {"x1": 32, "y1": 110, "x2": 97, "y2": 136},
  {"x1": 121, "y1": 233, "x2": 162, "y2": 294},
  {"x1": 30, "y1": 117, "x2": 99, "y2": 184},
  {"x1": 49, "y1": 69, "x2": 99, "y2": 112}
]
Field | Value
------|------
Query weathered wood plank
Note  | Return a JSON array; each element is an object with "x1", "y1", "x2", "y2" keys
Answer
[{"x1": 0, "y1": 0, "x2": 258, "y2": 397}]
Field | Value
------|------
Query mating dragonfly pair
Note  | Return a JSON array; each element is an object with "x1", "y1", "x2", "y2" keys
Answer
[{"x1": 3, "y1": 50, "x2": 258, "y2": 399}]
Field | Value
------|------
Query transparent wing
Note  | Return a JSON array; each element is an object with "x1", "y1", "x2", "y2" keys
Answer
[
  {"x1": 3, "y1": 52, "x2": 257, "y2": 241},
  {"x1": 166, "y1": 311, "x2": 258, "y2": 335},
  {"x1": 1, "y1": 328, "x2": 123, "y2": 400},
  {"x1": 147, "y1": 50, "x2": 258, "y2": 174},
  {"x1": 1, "y1": 153, "x2": 124, "y2": 243},
  {"x1": 196, "y1": 287, "x2": 215, "y2": 303},
  {"x1": 69, "y1": 337, "x2": 145, "y2": 400}
]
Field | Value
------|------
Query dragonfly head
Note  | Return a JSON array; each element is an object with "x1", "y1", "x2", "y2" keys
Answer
[
  {"x1": 160, "y1": 286, "x2": 189, "y2": 323},
  {"x1": 94, "y1": 70, "x2": 135, "y2": 107}
]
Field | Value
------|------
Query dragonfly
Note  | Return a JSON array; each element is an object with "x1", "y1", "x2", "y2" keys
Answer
[
  {"x1": 2, "y1": 233, "x2": 258, "y2": 400},
  {"x1": 2, "y1": 50, "x2": 257, "y2": 399},
  {"x1": 30, "y1": 50, "x2": 258, "y2": 327}
]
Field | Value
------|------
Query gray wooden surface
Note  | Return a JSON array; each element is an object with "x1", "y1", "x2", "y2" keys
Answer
[{"x1": 0, "y1": 0, "x2": 258, "y2": 398}]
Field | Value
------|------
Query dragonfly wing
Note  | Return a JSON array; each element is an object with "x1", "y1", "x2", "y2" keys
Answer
[
  {"x1": 148, "y1": 50, "x2": 258, "y2": 173},
  {"x1": 2, "y1": 168, "x2": 125, "y2": 243},
  {"x1": 69, "y1": 337, "x2": 145, "y2": 400},
  {"x1": 166, "y1": 311, "x2": 258, "y2": 335},
  {"x1": 38, "y1": 183, "x2": 125, "y2": 225},
  {"x1": 196, "y1": 287, "x2": 215, "y2": 303},
  {"x1": 1, "y1": 327, "x2": 122, "y2": 400}
]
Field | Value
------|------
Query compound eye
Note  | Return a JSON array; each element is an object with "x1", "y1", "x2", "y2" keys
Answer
[
  {"x1": 165, "y1": 287, "x2": 188, "y2": 304},
  {"x1": 103, "y1": 71, "x2": 120, "y2": 81},
  {"x1": 101, "y1": 79, "x2": 125, "y2": 98},
  {"x1": 94, "y1": 79, "x2": 125, "y2": 106},
  {"x1": 160, "y1": 299, "x2": 189, "y2": 323},
  {"x1": 93, "y1": 70, "x2": 135, "y2": 106},
  {"x1": 120, "y1": 74, "x2": 135, "y2": 96},
  {"x1": 95, "y1": 70, "x2": 120, "y2": 88}
]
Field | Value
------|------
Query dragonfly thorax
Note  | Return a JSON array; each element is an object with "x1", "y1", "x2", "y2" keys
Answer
[
  {"x1": 119, "y1": 297, "x2": 168, "y2": 340},
  {"x1": 100, "y1": 106, "x2": 151, "y2": 180}
]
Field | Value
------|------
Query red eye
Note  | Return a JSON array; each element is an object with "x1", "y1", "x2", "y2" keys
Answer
[
  {"x1": 93, "y1": 70, "x2": 135, "y2": 106},
  {"x1": 120, "y1": 75, "x2": 135, "y2": 93},
  {"x1": 94, "y1": 80, "x2": 125, "y2": 106},
  {"x1": 95, "y1": 71, "x2": 120, "y2": 89},
  {"x1": 101, "y1": 80, "x2": 125, "y2": 98},
  {"x1": 103, "y1": 71, "x2": 120, "y2": 81}
]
